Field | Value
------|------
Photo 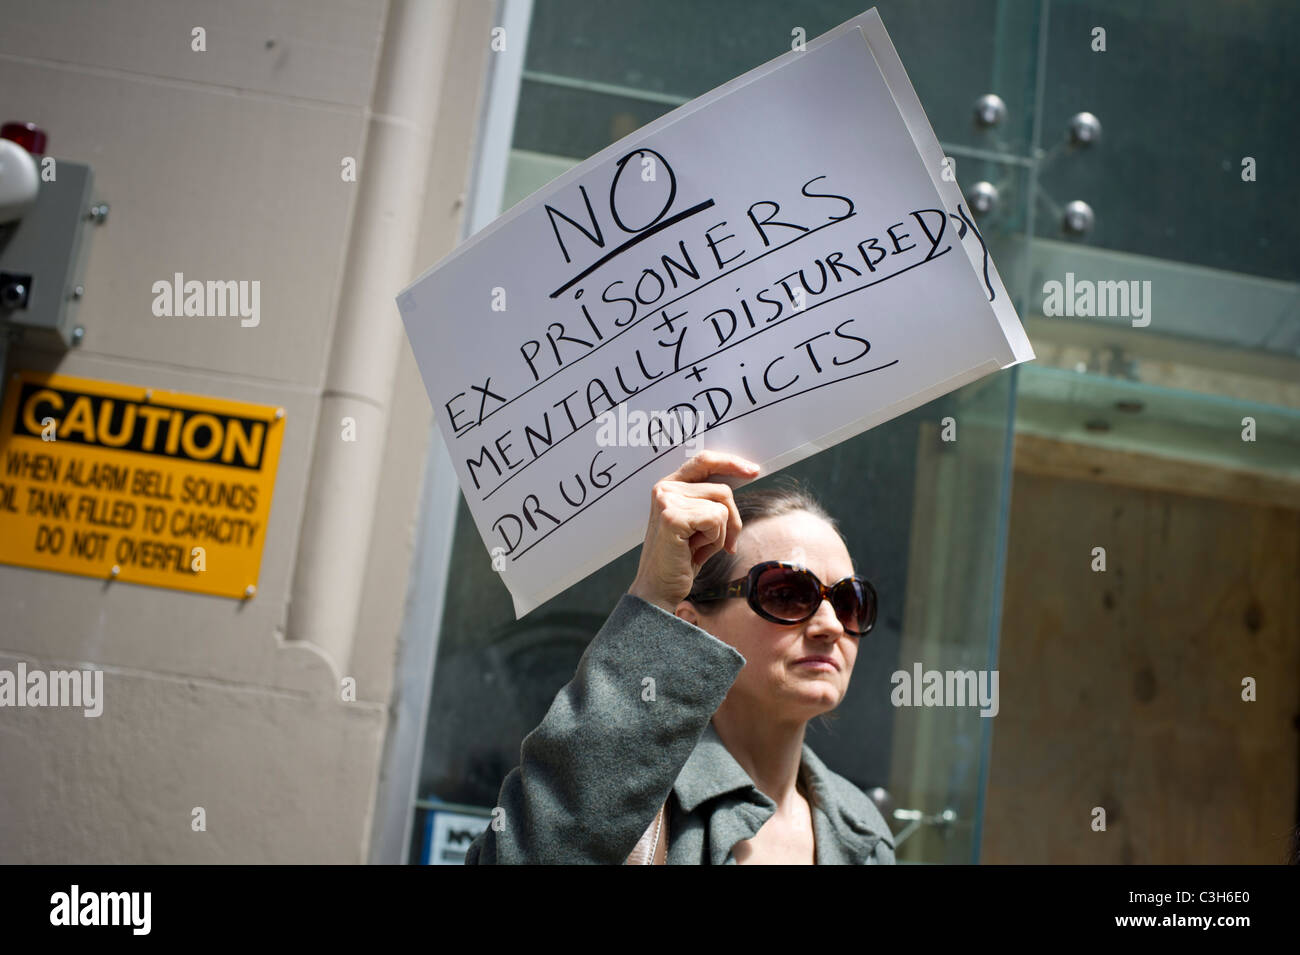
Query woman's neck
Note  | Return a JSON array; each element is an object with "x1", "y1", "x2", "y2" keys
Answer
[{"x1": 710, "y1": 704, "x2": 808, "y2": 814}]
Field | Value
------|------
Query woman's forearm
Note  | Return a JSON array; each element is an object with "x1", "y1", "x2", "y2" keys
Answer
[{"x1": 465, "y1": 593, "x2": 745, "y2": 864}]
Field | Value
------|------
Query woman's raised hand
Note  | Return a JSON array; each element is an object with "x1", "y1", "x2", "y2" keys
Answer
[{"x1": 627, "y1": 451, "x2": 761, "y2": 614}]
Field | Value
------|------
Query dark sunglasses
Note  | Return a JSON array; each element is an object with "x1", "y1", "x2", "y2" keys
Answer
[{"x1": 690, "y1": 561, "x2": 877, "y2": 636}]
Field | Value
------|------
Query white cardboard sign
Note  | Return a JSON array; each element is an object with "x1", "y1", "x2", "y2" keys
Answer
[{"x1": 397, "y1": 8, "x2": 1035, "y2": 618}]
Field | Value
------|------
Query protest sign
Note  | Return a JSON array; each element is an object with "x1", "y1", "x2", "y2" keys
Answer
[{"x1": 397, "y1": 8, "x2": 1035, "y2": 617}]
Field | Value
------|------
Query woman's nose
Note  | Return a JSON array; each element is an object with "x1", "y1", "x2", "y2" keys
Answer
[{"x1": 805, "y1": 598, "x2": 845, "y2": 637}]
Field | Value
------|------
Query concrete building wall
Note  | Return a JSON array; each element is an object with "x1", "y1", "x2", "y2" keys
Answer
[{"x1": 0, "y1": 0, "x2": 495, "y2": 863}]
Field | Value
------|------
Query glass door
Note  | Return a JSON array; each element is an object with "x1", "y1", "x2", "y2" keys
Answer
[{"x1": 977, "y1": 0, "x2": 1300, "y2": 863}]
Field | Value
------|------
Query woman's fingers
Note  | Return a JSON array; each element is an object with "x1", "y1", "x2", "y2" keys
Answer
[
  {"x1": 663, "y1": 451, "x2": 758, "y2": 555},
  {"x1": 665, "y1": 481, "x2": 744, "y2": 555},
  {"x1": 663, "y1": 450, "x2": 760, "y2": 486},
  {"x1": 628, "y1": 452, "x2": 761, "y2": 612},
  {"x1": 680, "y1": 499, "x2": 729, "y2": 568}
]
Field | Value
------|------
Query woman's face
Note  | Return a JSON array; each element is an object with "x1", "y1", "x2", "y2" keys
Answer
[{"x1": 679, "y1": 510, "x2": 860, "y2": 720}]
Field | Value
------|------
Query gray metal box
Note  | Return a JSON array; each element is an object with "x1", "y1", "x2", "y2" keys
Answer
[{"x1": 0, "y1": 159, "x2": 97, "y2": 349}]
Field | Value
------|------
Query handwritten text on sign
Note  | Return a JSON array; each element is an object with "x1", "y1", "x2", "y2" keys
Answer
[
  {"x1": 398, "y1": 17, "x2": 1033, "y2": 616},
  {"x1": 0, "y1": 372, "x2": 285, "y2": 598}
]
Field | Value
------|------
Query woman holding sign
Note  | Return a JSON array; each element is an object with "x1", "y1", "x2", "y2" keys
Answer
[{"x1": 465, "y1": 450, "x2": 894, "y2": 864}]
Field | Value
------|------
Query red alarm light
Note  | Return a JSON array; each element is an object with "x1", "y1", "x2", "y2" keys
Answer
[{"x1": 1, "y1": 121, "x2": 48, "y2": 156}]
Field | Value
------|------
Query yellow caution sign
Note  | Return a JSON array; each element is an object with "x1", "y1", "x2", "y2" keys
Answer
[{"x1": 0, "y1": 371, "x2": 285, "y2": 599}]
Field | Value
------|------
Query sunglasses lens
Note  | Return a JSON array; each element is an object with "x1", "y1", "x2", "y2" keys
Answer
[
  {"x1": 754, "y1": 566, "x2": 819, "y2": 621},
  {"x1": 832, "y1": 579, "x2": 873, "y2": 634}
]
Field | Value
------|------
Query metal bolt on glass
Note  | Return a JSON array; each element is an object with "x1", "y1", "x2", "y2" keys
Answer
[
  {"x1": 973, "y1": 93, "x2": 1006, "y2": 128},
  {"x1": 1063, "y1": 200, "x2": 1095, "y2": 236},
  {"x1": 967, "y1": 181, "x2": 999, "y2": 216},
  {"x1": 1068, "y1": 111, "x2": 1103, "y2": 147}
]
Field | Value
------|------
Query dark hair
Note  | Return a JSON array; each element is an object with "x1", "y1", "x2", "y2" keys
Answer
[{"x1": 685, "y1": 475, "x2": 846, "y2": 610}]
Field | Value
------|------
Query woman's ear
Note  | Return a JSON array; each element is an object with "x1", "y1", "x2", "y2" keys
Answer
[{"x1": 674, "y1": 600, "x2": 701, "y2": 627}]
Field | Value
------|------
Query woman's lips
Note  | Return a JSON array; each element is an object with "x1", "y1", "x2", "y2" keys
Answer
[{"x1": 793, "y1": 656, "x2": 838, "y2": 671}]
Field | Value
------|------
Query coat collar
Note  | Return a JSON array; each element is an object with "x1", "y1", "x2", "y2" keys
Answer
[
  {"x1": 673, "y1": 722, "x2": 894, "y2": 861},
  {"x1": 673, "y1": 722, "x2": 763, "y2": 813}
]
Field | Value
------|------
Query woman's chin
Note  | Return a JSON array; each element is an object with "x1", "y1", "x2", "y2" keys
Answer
[{"x1": 785, "y1": 680, "x2": 842, "y2": 710}]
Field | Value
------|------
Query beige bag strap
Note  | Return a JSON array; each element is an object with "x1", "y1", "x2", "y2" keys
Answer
[{"x1": 624, "y1": 801, "x2": 668, "y2": 865}]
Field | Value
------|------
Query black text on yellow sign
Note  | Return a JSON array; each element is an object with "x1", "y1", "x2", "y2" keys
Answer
[{"x1": 0, "y1": 371, "x2": 285, "y2": 599}]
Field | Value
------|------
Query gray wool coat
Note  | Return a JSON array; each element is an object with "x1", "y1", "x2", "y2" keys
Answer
[{"x1": 464, "y1": 592, "x2": 897, "y2": 865}]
